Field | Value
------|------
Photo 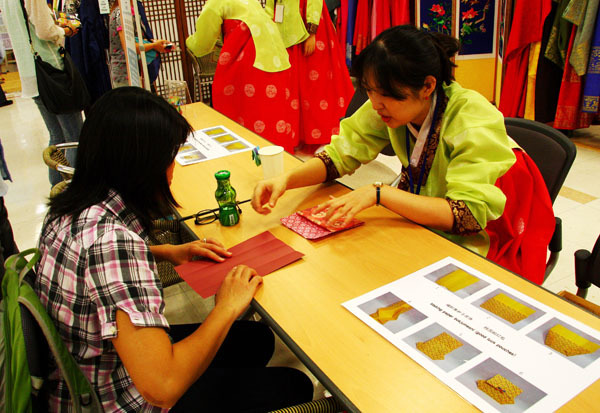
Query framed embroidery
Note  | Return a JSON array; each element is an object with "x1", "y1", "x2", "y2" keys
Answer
[{"x1": 457, "y1": 0, "x2": 497, "y2": 58}]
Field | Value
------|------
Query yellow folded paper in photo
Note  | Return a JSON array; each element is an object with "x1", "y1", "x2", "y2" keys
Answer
[
  {"x1": 480, "y1": 293, "x2": 535, "y2": 324},
  {"x1": 436, "y1": 269, "x2": 479, "y2": 292},
  {"x1": 477, "y1": 374, "x2": 522, "y2": 405},
  {"x1": 545, "y1": 324, "x2": 600, "y2": 356},
  {"x1": 416, "y1": 332, "x2": 463, "y2": 360},
  {"x1": 370, "y1": 301, "x2": 412, "y2": 324}
]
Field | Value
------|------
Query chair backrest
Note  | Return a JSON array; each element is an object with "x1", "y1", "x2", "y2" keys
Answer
[
  {"x1": 504, "y1": 117, "x2": 576, "y2": 203},
  {"x1": 344, "y1": 88, "x2": 368, "y2": 118}
]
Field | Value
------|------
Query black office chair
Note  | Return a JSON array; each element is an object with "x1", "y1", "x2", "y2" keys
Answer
[
  {"x1": 504, "y1": 117, "x2": 577, "y2": 281},
  {"x1": 574, "y1": 234, "x2": 600, "y2": 299}
]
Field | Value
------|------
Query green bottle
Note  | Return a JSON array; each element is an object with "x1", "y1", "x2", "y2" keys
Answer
[{"x1": 214, "y1": 170, "x2": 239, "y2": 226}]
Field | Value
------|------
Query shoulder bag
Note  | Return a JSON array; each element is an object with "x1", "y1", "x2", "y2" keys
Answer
[{"x1": 19, "y1": 0, "x2": 90, "y2": 114}]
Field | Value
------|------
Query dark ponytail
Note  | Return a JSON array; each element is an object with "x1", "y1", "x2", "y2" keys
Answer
[{"x1": 352, "y1": 25, "x2": 460, "y2": 99}]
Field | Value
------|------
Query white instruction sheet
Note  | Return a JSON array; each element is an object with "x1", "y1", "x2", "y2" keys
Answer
[
  {"x1": 176, "y1": 125, "x2": 254, "y2": 165},
  {"x1": 342, "y1": 257, "x2": 600, "y2": 413}
]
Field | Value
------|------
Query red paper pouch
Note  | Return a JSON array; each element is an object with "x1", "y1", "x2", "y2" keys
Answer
[{"x1": 281, "y1": 206, "x2": 364, "y2": 240}]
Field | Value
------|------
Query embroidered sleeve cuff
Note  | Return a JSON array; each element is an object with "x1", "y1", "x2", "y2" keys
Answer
[
  {"x1": 315, "y1": 151, "x2": 341, "y2": 181},
  {"x1": 306, "y1": 23, "x2": 319, "y2": 35},
  {"x1": 447, "y1": 199, "x2": 482, "y2": 236}
]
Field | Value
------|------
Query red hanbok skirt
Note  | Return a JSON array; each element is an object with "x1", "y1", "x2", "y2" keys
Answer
[
  {"x1": 212, "y1": 20, "x2": 297, "y2": 151},
  {"x1": 486, "y1": 149, "x2": 555, "y2": 285},
  {"x1": 286, "y1": 0, "x2": 355, "y2": 150}
]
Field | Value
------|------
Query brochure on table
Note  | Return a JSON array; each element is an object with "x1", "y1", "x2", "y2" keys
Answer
[
  {"x1": 342, "y1": 257, "x2": 600, "y2": 413},
  {"x1": 176, "y1": 125, "x2": 254, "y2": 165}
]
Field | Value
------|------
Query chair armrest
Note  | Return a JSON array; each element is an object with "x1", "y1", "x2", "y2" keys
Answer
[
  {"x1": 549, "y1": 217, "x2": 562, "y2": 253},
  {"x1": 575, "y1": 248, "x2": 592, "y2": 298}
]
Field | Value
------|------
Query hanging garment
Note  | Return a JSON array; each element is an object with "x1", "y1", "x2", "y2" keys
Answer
[
  {"x1": 499, "y1": 0, "x2": 552, "y2": 117},
  {"x1": 391, "y1": 0, "x2": 411, "y2": 26},
  {"x1": 371, "y1": 0, "x2": 391, "y2": 40},
  {"x1": 64, "y1": 0, "x2": 111, "y2": 103},
  {"x1": 566, "y1": 0, "x2": 599, "y2": 75},
  {"x1": 545, "y1": 0, "x2": 573, "y2": 67},
  {"x1": 337, "y1": 0, "x2": 348, "y2": 54},
  {"x1": 345, "y1": 0, "x2": 358, "y2": 66},
  {"x1": 524, "y1": 42, "x2": 542, "y2": 120},
  {"x1": 554, "y1": 26, "x2": 595, "y2": 129},
  {"x1": 353, "y1": 0, "x2": 370, "y2": 55},
  {"x1": 582, "y1": 9, "x2": 600, "y2": 113},
  {"x1": 535, "y1": 2, "x2": 565, "y2": 123}
]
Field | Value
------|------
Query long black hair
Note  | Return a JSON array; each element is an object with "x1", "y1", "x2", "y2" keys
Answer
[
  {"x1": 352, "y1": 25, "x2": 460, "y2": 99},
  {"x1": 46, "y1": 86, "x2": 192, "y2": 233}
]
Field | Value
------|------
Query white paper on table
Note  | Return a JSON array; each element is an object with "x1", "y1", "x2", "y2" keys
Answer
[
  {"x1": 176, "y1": 125, "x2": 254, "y2": 165},
  {"x1": 342, "y1": 257, "x2": 600, "y2": 413}
]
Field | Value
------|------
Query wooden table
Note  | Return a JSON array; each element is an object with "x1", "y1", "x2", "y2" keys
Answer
[{"x1": 171, "y1": 103, "x2": 600, "y2": 412}]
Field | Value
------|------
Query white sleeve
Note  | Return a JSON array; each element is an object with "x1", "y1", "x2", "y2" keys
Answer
[{"x1": 24, "y1": 0, "x2": 65, "y2": 46}]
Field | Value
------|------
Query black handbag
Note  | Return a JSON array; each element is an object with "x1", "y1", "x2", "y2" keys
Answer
[{"x1": 19, "y1": 0, "x2": 90, "y2": 114}]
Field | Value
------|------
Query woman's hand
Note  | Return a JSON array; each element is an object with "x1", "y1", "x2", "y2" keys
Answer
[
  {"x1": 151, "y1": 238, "x2": 232, "y2": 266},
  {"x1": 313, "y1": 185, "x2": 377, "y2": 227},
  {"x1": 215, "y1": 265, "x2": 262, "y2": 318},
  {"x1": 151, "y1": 39, "x2": 171, "y2": 53},
  {"x1": 251, "y1": 175, "x2": 288, "y2": 214},
  {"x1": 303, "y1": 34, "x2": 316, "y2": 56}
]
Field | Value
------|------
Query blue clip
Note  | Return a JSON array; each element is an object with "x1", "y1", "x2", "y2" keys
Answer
[{"x1": 252, "y1": 146, "x2": 261, "y2": 166}]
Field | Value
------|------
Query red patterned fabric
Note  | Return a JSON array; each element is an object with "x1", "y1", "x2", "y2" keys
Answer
[
  {"x1": 212, "y1": 20, "x2": 297, "y2": 151},
  {"x1": 486, "y1": 149, "x2": 555, "y2": 285},
  {"x1": 553, "y1": 26, "x2": 594, "y2": 130},
  {"x1": 499, "y1": 0, "x2": 551, "y2": 117},
  {"x1": 286, "y1": 0, "x2": 354, "y2": 150}
]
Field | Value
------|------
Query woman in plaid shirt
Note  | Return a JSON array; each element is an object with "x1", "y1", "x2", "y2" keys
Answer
[{"x1": 34, "y1": 87, "x2": 313, "y2": 412}]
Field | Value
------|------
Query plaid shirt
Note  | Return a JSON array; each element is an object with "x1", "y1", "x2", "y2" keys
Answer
[{"x1": 35, "y1": 191, "x2": 170, "y2": 412}]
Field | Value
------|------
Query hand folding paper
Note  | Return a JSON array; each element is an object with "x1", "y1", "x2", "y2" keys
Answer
[{"x1": 175, "y1": 231, "x2": 304, "y2": 298}]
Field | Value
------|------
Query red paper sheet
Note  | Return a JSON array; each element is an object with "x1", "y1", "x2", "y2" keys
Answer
[{"x1": 175, "y1": 231, "x2": 304, "y2": 298}]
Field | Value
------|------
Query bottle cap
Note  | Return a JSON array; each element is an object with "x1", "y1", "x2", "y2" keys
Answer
[{"x1": 215, "y1": 170, "x2": 231, "y2": 180}]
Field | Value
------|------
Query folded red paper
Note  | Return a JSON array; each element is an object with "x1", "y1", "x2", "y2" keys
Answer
[
  {"x1": 281, "y1": 206, "x2": 364, "y2": 240},
  {"x1": 175, "y1": 231, "x2": 304, "y2": 298}
]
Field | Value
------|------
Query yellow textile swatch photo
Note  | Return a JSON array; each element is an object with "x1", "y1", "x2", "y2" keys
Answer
[
  {"x1": 416, "y1": 332, "x2": 463, "y2": 360},
  {"x1": 545, "y1": 324, "x2": 600, "y2": 356},
  {"x1": 370, "y1": 301, "x2": 412, "y2": 324},
  {"x1": 480, "y1": 293, "x2": 535, "y2": 324},
  {"x1": 436, "y1": 269, "x2": 479, "y2": 292},
  {"x1": 477, "y1": 374, "x2": 523, "y2": 405}
]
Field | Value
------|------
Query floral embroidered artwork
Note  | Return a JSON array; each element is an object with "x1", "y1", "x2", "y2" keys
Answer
[
  {"x1": 419, "y1": 0, "x2": 453, "y2": 35},
  {"x1": 458, "y1": 0, "x2": 496, "y2": 56}
]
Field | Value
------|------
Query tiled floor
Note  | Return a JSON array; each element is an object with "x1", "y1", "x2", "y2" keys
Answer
[{"x1": 2, "y1": 89, "x2": 600, "y2": 399}]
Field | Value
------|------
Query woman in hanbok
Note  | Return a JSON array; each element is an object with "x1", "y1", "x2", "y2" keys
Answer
[
  {"x1": 251, "y1": 25, "x2": 555, "y2": 285},
  {"x1": 265, "y1": 0, "x2": 355, "y2": 153},
  {"x1": 186, "y1": 0, "x2": 295, "y2": 151}
]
